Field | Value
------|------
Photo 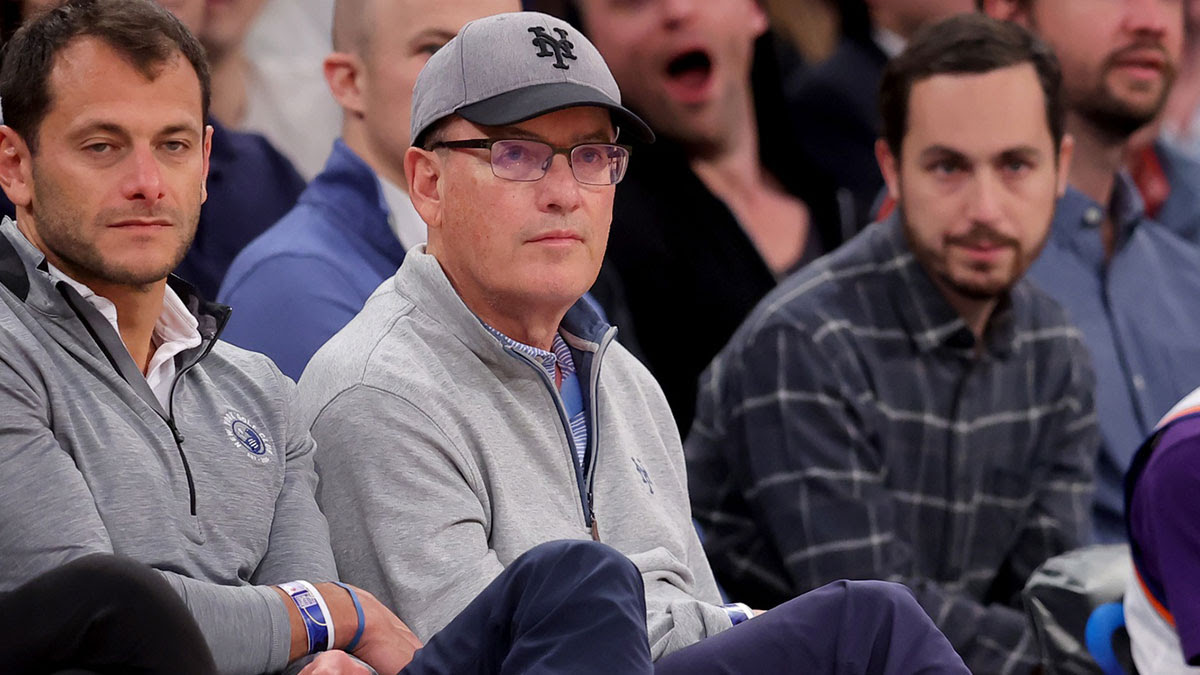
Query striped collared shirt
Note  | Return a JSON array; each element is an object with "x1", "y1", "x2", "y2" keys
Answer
[
  {"x1": 482, "y1": 324, "x2": 588, "y2": 469},
  {"x1": 687, "y1": 216, "x2": 1099, "y2": 674}
]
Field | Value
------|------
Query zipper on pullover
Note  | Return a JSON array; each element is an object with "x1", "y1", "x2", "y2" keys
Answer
[
  {"x1": 504, "y1": 325, "x2": 617, "y2": 540},
  {"x1": 165, "y1": 327, "x2": 222, "y2": 518}
]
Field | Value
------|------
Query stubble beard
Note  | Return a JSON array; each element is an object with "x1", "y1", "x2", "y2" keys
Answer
[
  {"x1": 1073, "y1": 55, "x2": 1176, "y2": 142},
  {"x1": 29, "y1": 169, "x2": 196, "y2": 289},
  {"x1": 900, "y1": 207, "x2": 1024, "y2": 303}
]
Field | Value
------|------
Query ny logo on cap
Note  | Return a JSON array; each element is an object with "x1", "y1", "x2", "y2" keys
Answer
[{"x1": 528, "y1": 26, "x2": 577, "y2": 70}]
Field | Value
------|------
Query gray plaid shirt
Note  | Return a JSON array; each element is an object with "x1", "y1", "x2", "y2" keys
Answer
[{"x1": 687, "y1": 217, "x2": 1099, "y2": 675}]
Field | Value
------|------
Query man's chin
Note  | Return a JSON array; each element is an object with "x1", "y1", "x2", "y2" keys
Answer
[{"x1": 946, "y1": 279, "x2": 1011, "y2": 302}]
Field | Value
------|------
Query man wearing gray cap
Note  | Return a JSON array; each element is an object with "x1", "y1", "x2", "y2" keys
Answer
[{"x1": 298, "y1": 11, "x2": 967, "y2": 673}]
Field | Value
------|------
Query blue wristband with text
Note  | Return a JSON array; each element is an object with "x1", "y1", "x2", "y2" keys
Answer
[
  {"x1": 279, "y1": 581, "x2": 331, "y2": 654},
  {"x1": 333, "y1": 581, "x2": 366, "y2": 652}
]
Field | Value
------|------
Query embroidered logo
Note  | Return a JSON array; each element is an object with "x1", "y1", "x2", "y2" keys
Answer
[
  {"x1": 529, "y1": 26, "x2": 577, "y2": 70},
  {"x1": 223, "y1": 411, "x2": 274, "y2": 465},
  {"x1": 632, "y1": 457, "x2": 655, "y2": 494}
]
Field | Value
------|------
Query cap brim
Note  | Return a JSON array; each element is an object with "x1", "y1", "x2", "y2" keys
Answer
[{"x1": 457, "y1": 82, "x2": 655, "y2": 144}]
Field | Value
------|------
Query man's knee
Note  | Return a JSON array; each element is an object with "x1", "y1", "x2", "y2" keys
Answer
[
  {"x1": 514, "y1": 540, "x2": 641, "y2": 588},
  {"x1": 841, "y1": 580, "x2": 927, "y2": 620}
]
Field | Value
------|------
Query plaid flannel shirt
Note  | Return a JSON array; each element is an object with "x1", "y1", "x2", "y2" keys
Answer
[{"x1": 687, "y1": 217, "x2": 1099, "y2": 675}]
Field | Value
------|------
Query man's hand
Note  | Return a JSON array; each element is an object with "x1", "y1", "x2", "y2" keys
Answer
[
  {"x1": 337, "y1": 584, "x2": 423, "y2": 675},
  {"x1": 298, "y1": 650, "x2": 371, "y2": 674},
  {"x1": 277, "y1": 582, "x2": 422, "y2": 674}
]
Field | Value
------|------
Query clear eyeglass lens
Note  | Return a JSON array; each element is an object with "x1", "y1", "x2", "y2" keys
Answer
[
  {"x1": 490, "y1": 140, "x2": 553, "y2": 182},
  {"x1": 488, "y1": 140, "x2": 628, "y2": 185},
  {"x1": 571, "y1": 144, "x2": 629, "y2": 185}
]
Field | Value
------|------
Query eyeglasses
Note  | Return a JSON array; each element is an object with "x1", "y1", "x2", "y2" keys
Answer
[{"x1": 429, "y1": 138, "x2": 632, "y2": 185}]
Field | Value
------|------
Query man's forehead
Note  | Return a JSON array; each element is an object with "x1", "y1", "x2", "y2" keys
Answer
[
  {"x1": 44, "y1": 37, "x2": 204, "y2": 129},
  {"x1": 379, "y1": 0, "x2": 519, "y2": 44},
  {"x1": 904, "y1": 64, "x2": 1052, "y2": 148}
]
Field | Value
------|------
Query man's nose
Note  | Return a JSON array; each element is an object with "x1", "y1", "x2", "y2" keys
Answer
[
  {"x1": 1124, "y1": 0, "x2": 1172, "y2": 37},
  {"x1": 967, "y1": 171, "x2": 1004, "y2": 224},
  {"x1": 120, "y1": 146, "x2": 166, "y2": 206},
  {"x1": 660, "y1": 0, "x2": 699, "y2": 27},
  {"x1": 537, "y1": 153, "x2": 584, "y2": 214}
]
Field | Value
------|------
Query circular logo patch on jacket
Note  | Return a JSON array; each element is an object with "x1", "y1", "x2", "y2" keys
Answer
[{"x1": 223, "y1": 411, "x2": 274, "y2": 465}]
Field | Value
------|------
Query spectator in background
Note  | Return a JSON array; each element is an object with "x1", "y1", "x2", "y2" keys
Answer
[
  {"x1": 1125, "y1": 386, "x2": 1200, "y2": 675},
  {"x1": 688, "y1": 14, "x2": 1096, "y2": 673},
  {"x1": 982, "y1": 0, "x2": 1200, "y2": 543},
  {"x1": 1126, "y1": 0, "x2": 1200, "y2": 244},
  {"x1": 564, "y1": 0, "x2": 850, "y2": 433},
  {"x1": 195, "y1": 0, "x2": 268, "y2": 127},
  {"x1": 0, "y1": 0, "x2": 304, "y2": 300},
  {"x1": 215, "y1": 0, "x2": 344, "y2": 179},
  {"x1": 299, "y1": 12, "x2": 969, "y2": 674},
  {"x1": 1159, "y1": 0, "x2": 1200, "y2": 158},
  {"x1": 219, "y1": 0, "x2": 519, "y2": 380},
  {"x1": 788, "y1": 0, "x2": 974, "y2": 227}
]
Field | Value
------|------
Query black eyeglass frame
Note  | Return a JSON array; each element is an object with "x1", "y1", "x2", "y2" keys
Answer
[{"x1": 428, "y1": 138, "x2": 634, "y2": 185}]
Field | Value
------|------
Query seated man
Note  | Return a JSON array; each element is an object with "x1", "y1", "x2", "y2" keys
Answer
[
  {"x1": 688, "y1": 14, "x2": 1098, "y2": 674},
  {"x1": 0, "y1": 3, "x2": 674, "y2": 674},
  {"x1": 298, "y1": 11, "x2": 968, "y2": 674},
  {"x1": 3, "y1": 0, "x2": 306, "y2": 301},
  {"x1": 218, "y1": 0, "x2": 517, "y2": 380},
  {"x1": 982, "y1": 0, "x2": 1200, "y2": 545},
  {"x1": 1125, "y1": 386, "x2": 1200, "y2": 674}
]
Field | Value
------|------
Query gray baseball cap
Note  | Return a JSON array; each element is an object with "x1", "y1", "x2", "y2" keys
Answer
[{"x1": 410, "y1": 11, "x2": 654, "y2": 147}]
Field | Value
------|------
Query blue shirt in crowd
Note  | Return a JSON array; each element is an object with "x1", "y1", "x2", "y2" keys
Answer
[
  {"x1": 1028, "y1": 174, "x2": 1200, "y2": 542},
  {"x1": 219, "y1": 140, "x2": 407, "y2": 380}
]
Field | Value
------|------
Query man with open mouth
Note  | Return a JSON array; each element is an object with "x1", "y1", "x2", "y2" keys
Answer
[{"x1": 562, "y1": 0, "x2": 852, "y2": 435}]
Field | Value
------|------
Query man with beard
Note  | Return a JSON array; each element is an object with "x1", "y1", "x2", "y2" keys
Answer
[
  {"x1": 981, "y1": 0, "x2": 1200, "y2": 543},
  {"x1": 687, "y1": 14, "x2": 1098, "y2": 674}
]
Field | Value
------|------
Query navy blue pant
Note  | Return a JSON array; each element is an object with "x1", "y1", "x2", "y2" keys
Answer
[
  {"x1": 0, "y1": 553, "x2": 217, "y2": 675},
  {"x1": 402, "y1": 540, "x2": 653, "y2": 675},
  {"x1": 656, "y1": 579, "x2": 969, "y2": 674}
]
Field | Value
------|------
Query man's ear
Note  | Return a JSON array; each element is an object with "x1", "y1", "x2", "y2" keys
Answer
[
  {"x1": 875, "y1": 138, "x2": 901, "y2": 202},
  {"x1": 324, "y1": 51, "x2": 367, "y2": 117},
  {"x1": 405, "y1": 145, "x2": 444, "y2": 232},
  {"x1": 745, "y1": 0, "x2": 769, "y2": 39},
  {"x1": 200, "y1": 124, "x2": 214, "y2": 204},
  {"x1": 979, "y1": 0, "x2": 1030, "y2": 25},
  {"x1": 1055, "y1": 133, "x2": 1075, "y2": 198},
  {"x1": 0, "y1": 126, "x2": 34, "y2": 209}
]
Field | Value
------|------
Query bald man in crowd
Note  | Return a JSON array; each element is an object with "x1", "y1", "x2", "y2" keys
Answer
[{"x1": 219, "y1": 0, "x2": 518, "y2": 379}]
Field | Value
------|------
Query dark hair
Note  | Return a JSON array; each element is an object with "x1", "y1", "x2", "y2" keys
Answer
[
  {"x1": 0, "y1": 0, "x2": 210, "y2": 152},
  {"x1": 879, "y1": 12, "x2": 1063, "y2": 157},
  {"x1": 973, "y1": 0, "x2": 1033, "y2": 11}
]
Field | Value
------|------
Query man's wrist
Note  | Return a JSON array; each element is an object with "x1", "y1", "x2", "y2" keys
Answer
[
  {"x1": 722, "y1": 602, "x2": 754, "y2": 626},
  {"x1": 314, "y1": 581, "x2": 363, "y2": 652},
  {"x1": 278, "y1": 581, "x2": 331, "y2": 654}
]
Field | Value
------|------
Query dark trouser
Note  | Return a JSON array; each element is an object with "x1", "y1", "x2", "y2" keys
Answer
[
  {"x1": 656, "y1": 579, "x2": 970, "y2": 675},
  {"x1": 0, "y1": 553, "x2": 216, "y2": 675},
  {"x1": 402, "y1": 539, "x2": 653, "y2": 675}
]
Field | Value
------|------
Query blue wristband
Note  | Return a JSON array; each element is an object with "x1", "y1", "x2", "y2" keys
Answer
[
  {"x1": 333, "y1": 581, "x2": 366, "y2": 652},
  {"x1": 279, "y1": 581, "x2": 331, "y2": 654},
  {"x1": 722, "y1": 602, "x2": 754, "y2": 626}
]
